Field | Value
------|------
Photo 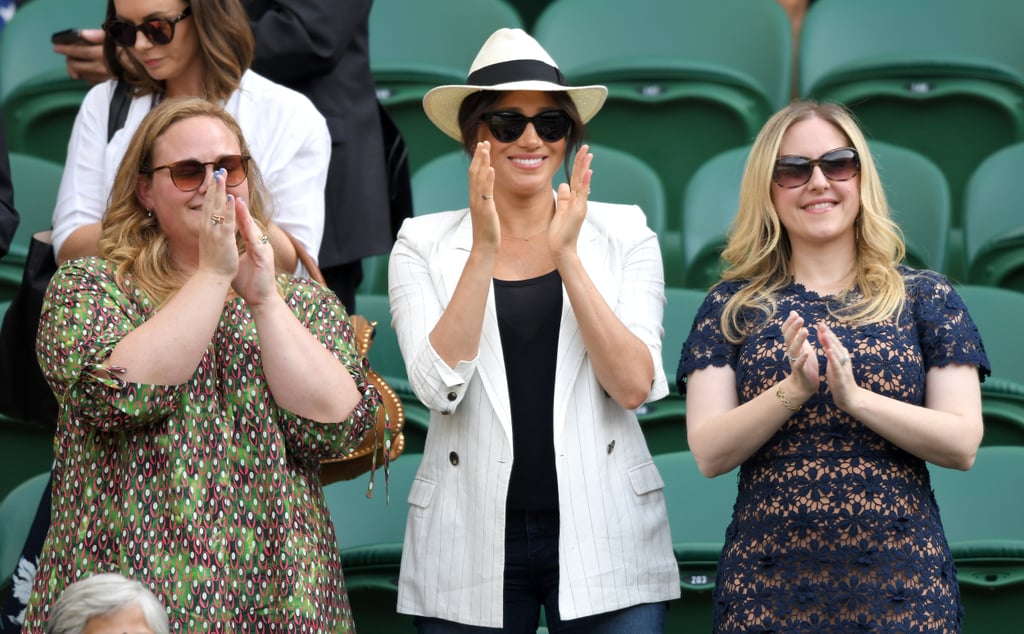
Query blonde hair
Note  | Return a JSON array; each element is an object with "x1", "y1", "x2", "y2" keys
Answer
[
  {"x1": 718, "y1": 100, "x2": 907, "y2": 343},
  {"x1": 99, "y1": 97, "x2": 271, "y2": 305}
]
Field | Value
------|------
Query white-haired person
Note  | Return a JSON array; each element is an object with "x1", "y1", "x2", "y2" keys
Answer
[
  {"x1": 389, "y1": 28, "x2": 679, "y2": 633},
  {"x1": 45, "y1": 573, "x2": 169, "y2": 634}
]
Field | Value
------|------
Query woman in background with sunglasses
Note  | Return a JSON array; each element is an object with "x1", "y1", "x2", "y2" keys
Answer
[
  {"x1": 678, "y1": 100, "x2": 989, "y2": 632},
  {"x1": 389, "y1": 29, "x2": 679, "y2": 633},
  {"x1": 21, "y1": 97, "x2": 381, "y2": 632},
  {"x1": 51, "y1": 0, "x2": 329, "y2": 273}
]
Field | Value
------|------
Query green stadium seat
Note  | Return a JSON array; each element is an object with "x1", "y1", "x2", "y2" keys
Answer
[
  {"x1": 655, "y1": 450, "x2": 738, "y2": 633},
  {"x1": 954, "y1": 284, "x2": 1024, "y2": 447},
  {"x1": 0, "y1": 0, "x2": 107, "y2": 164},
  {"x1": 352, "y1": 293, "x2": 412, "y2": 402},
  {"x1": 799, "y1": 0, "x2": 1024, "y2": 251},
  {"x1": 325, "y1": 452, "x2": 419, "y2": 632},
  {"x1": 533, "y1": 0, "x2": 791, "y2": 236},
  {"x1": 871, "y1": 141, "x2": 952, "y2": 275},
  {"x1": 929, "y1": 446, "x2": 1024, "y2": 634},
  {"x1": 637, "y1": 287, "x2": 706, "y2": 454},
  {"x1": 0, "y1": 471, "x2": 48, "y2": 580},
  {"x1": 963, "y1": 143, "x2": 1024, "y2": 292},
  {"x1": 368, "y1": 0, "x2": 524, "y2": 173},
  {"x1": 0, "y1": 153, "x2": 64, "y2": 297}
]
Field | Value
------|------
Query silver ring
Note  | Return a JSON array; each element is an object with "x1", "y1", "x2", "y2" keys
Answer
[
  {"x1": 258, "y1": 234, "x2": 269, "y2": 245},
  {"x1": 210, "y1": 215, "x2": 225, "y2": 226},
  {"x1": 788, "y1": 354, "x2": 799, "y2": 365},
  {"x1": 481, "y1": 194, "x2": 492, "y2": 201},
  {"x1": 840, "y1": 354, "x2": 850, "y2": 366}
]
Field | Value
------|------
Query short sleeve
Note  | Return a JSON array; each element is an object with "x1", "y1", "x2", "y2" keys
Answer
[
  {"x1": 677, "y1": 282, "x2": 741, "y2": 395},
  {"x1": 910, "y1": 272, "x2": 991, "y2": 381}
]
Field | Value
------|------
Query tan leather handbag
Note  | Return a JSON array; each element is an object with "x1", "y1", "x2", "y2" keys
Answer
[{"x1": 285, "y1": 231, "x2": 406, "y2": 487}]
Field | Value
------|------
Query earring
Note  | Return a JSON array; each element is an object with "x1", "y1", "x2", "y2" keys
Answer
[{"x1": 146, "y1": 208, "x2": 154, "y2": 217}]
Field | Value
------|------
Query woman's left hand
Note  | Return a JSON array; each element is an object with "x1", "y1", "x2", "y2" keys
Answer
[
  {"x1": 231, "y1": 197, "x2": 278, "y2": 306},
  {"x1": 818, "y1": 323, "x2": 861, "y2": 410},
  {"x1": 550, "y1": 144, "x2": 593, "y2": 262}
]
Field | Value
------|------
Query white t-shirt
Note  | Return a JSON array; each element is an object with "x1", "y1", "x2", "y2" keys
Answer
[{"x1": 51, "y1": 70, "x2": 329, "y2": 269}]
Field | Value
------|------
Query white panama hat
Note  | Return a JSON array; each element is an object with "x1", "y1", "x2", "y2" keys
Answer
[{"x1": 422, "y1": 28, "x2": 608, "y2": 142}]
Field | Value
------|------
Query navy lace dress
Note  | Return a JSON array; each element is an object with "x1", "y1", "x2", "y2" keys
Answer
[{"x1": 678, "y1": 270, "x2": 990, "y2": 633}]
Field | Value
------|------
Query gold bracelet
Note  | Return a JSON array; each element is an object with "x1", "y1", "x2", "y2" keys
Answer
[{"x1": 775, "y1": 383, "x2": 800, "y2": 412}]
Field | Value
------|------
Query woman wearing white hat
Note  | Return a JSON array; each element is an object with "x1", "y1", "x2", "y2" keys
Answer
[{"x1": 389, "y1": 28, "x2": 679, "y2": 633}]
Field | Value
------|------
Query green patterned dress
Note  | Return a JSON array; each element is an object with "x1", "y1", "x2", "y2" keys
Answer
[{"x1": 23, "y1": 257, "x2": 381, "y2": 632}]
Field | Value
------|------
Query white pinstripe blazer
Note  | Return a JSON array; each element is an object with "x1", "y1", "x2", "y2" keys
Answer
[{"x1": 389, "y1": 202, "x2": 680, "y2": 627}]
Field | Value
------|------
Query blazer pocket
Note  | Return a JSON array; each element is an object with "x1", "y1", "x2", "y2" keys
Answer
[
  {"x1": 407, "y1": 477, "x2": 436, "y2": 517},
  {"x1": 627, "y1": 460, "x2": 666, "y2": 497}
]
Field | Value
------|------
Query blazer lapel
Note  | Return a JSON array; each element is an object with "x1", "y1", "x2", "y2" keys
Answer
[
  {"x1": 552, "y1": 217, "x2": 620, "y2": 442},
  {"x1": 440, "y1": 212, "x2": 514, "y2": 444}
]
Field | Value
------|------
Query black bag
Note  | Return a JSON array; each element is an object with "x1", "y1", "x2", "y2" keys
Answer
[
  {"x1": 0, "y1": 81, "x2": 132, "y2": 429},
  {"x1": 0, "y1": 231, "x2": 58, "y2": 427}
]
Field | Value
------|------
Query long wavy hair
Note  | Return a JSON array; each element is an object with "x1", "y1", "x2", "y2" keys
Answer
[
  {"x1": 103, "y1": 0, "x2": 253, "y2": 103},
  {"x1": 718, "y1": 100, "x2": 908, "y2": 344},
  {"x1": 99, "y1": 97, "x2": 271, "y2": 305}
]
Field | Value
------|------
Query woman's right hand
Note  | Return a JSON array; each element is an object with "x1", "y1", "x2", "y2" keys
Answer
[
  {"x1": 198, "y1": 169, "x2": 240, "y2": 280},
  {"x1": 782, "y1": 310, "x2": 819, "y2": 397},
  {"x1": 468, "y1": 141, "x2": 500, "y2": 251}
]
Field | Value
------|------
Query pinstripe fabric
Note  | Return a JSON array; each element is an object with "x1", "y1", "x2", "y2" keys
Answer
[{"x1": 389, "y1": 202, "x2": 680, "y2": 627}]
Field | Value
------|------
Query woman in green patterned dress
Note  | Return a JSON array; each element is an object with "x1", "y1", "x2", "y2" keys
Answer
[{"x1": 23, "y1": 97, "x2": 381, "y2": 632}]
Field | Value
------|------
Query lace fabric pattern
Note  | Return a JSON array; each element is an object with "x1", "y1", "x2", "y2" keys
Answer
[{"x1": 679, "y1": 269, "x2": 990, "y2": 633}]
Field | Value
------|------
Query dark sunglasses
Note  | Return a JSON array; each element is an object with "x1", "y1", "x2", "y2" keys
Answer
[
  {"x1": 103, "y1": 6, "x2": 192, "y2": 48},
  {"x1": 144, "y1": 155, "x2": 250, "y2": 192},
  {"x1": 480, "y1": 110, "x2": 572, "y2": 143},
  {"x1": 772, "y1": 147, "x2": 860, "y2": 188}
]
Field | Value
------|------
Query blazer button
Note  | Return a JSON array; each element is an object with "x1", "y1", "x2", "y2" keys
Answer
[
  {"x1": 447, "y1": 391, "x2": 457, "y2": 401},
  {"x1": 449, "y1": 451, "x2": 460, "y2": 466}
]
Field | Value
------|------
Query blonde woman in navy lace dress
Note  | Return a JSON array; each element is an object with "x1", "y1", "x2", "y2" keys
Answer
[{"x1": 678, "y1": 101, "x2": 989, "y2": 632}]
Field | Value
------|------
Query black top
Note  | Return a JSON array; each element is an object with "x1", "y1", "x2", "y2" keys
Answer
[{"x1": 494, "y1": 269, "x2": 562, "y2": 511}]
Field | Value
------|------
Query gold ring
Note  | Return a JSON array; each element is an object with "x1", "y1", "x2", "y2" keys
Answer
[
  {"x1": 210, "y1": 215, "x2": 225, "y2": 225},
  {"x1": 258, "y1": 234, "x2": 269, "y2": 245},
  {"x1": 481, "y1": 194, "x2": 492, "y2": 200}
]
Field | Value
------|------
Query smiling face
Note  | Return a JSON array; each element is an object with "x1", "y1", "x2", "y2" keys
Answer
[
  {"x1": 135, "y1": 114, "x2": 248, "y2": 266},
  {"x1": 113, "y1": 0, "x2": 203, "y2": 91},
  {"x1": 770, "y1": 116, "x2": 861, "y2": 251},
  {"x1": 476, "y1": 90, "x2": 567, "y2": 200}
]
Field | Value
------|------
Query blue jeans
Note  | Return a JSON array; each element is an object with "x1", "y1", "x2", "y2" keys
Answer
[{"x1": 415, "y1": 509, "x2": 668, "y2": 633}]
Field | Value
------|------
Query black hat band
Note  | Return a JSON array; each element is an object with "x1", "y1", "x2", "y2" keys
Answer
[{"x1": 467, "y1": 60, "x2": 568, "y2": 87}]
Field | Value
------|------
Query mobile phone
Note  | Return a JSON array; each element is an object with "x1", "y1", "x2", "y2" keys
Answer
[{"x1": 51, "y1": 28, "x2": 89, "y2": 46}]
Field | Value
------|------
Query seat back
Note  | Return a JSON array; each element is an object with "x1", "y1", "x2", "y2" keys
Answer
[
  {"x1": 352, "y1": 293, "x2": 411, "y2": 400},
  {"x1": 368, "y1": 0, "x2": 523, "y2": 173},
  {"x1": 533, "y1": 0, "x2": 791, "y2": 234},
  {"x1": 871, "y1": 141, "x2": 951, "y2": 274},
  {"x1": 0, "y1": 0, "x2": 108, "y2": 163},
  {"x1": 679, "y1": 145, "x2": 747, "y2": 290},
  {"x1": 655, "y1": 450, "x2": 738, "y2": 632},
  {"x1": 963, "y1": 143, "x2": 1024, "y2": 291},
  {"x1": 953, "y1": 285, "x2": 1024, "y2": 389},
  {"x1": 410, "y1": 150, "x2": 470, "y2": 217},
  {"x1": 800, "y1": 0, "x2": 1024, "y2": 233},
  {"x1": 4, "y1": 152, "x2": 64, "y2": 263},
  {"x1": 0, "y1": 471, "x2": 49, "y2": 579},
  {"x1": 928, "y1": 446, "x2": 1024, "y2": 634}
]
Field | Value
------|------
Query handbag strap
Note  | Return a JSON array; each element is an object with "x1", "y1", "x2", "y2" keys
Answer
[{"x1": 281, "y1": 229, "x2": 326, "y2": 285}]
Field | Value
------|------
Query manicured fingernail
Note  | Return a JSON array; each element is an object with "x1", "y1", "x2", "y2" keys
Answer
[{"x1": 226, "y1": 194, "x2": 233, "y2": 203}]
